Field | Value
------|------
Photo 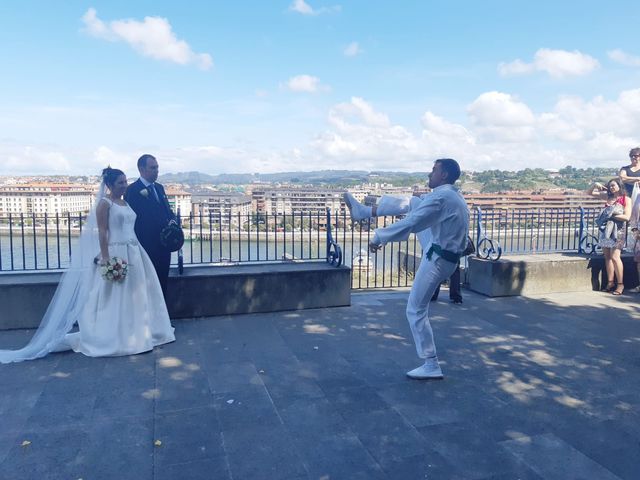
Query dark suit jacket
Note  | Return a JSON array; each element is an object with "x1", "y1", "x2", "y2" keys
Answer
[{"x1": 125, "y1": 179, "x2": 175, "y2": 257}]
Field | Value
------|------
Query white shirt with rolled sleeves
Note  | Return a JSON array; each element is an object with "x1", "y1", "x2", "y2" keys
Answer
[{"x1": 372, "y1": 184, "x2": 469, "y2": 256}]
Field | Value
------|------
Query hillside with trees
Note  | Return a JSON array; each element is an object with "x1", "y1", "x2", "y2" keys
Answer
[{"x1": 160, "y1": 166, "x2": 620, "y2": 191}]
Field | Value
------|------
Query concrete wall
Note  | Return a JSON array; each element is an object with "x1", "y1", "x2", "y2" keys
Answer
[
  {"x1": 468, "y1": 253, "x2": 639, "y2": 297},
  {"x1": 167, "y1": 262, "x2": 351, "y2": 318},
  {"x1": 0, "y1": 262, "x2": 352, "y2": 330}
]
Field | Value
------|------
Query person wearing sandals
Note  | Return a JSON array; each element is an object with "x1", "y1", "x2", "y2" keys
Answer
[{"x1": 587, "y1": 178, "x2": 631, "y2": 295}]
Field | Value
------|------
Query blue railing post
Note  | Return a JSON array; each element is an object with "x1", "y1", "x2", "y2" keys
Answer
[
  {"x1": 577, "y1": 206, "x2": 586, "y2": 254},
  {"x1": 325, "y1": 208, "x2": 342, "y2": 267}
]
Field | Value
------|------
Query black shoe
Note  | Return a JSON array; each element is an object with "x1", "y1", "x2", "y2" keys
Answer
[{"x1": 451, "y1": 298, "x2": 463, "y2": 304}]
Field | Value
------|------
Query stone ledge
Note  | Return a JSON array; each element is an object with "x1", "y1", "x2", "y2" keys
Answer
[
  {"x1": 0, "y1": 262, "x2": 352, "y2": 330},
  {"x1": 167, "y1": 262, "x2": 351, "y2": 318},
  {"x1": 468, "y1": 253, "x2": 639, "y2": 297}
]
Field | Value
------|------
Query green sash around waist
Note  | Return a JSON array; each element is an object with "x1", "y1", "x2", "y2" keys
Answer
[{"x1": 426, "y1": 243, "x2": 461, "y2": 264}]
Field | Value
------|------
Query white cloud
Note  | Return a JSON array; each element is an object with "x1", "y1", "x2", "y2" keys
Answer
[
  {"x1": 607, "y1": 49, "x2": 640, "y2": 67},
  {"x1": 81, "y1": 8, "x2": 213, "y2": 70},
  {"x1": 343, "y1": 42, "x2": 362, "y2": 57},
  {"x1": 308, "y1": 91, "x2": 640, "y2": 171},
  {"x1": 289, "y1": 0, "x2": 314, "y2": 15},
  {"x1": 288, "y1": 0, "x2": 341, "y2": 15},
  {"x1": 499, "y1": 48, "x2": 599, "y2": 78},
  {"x1": 497, "y1": 59, "x2": 535, "y2": 76},
  {"x1": 5, "y1": 89, "x2": 640, "y2": 175},
  {"x1": 284, "y1": 75, "x2": 330, "y2": 93},
  {"x1": 467, "y1": 91, "x2": 536, "y2": 142}
]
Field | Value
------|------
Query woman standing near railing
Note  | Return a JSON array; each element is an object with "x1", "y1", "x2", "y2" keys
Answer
[{"x1": 587, "y1": 179, "x2": 631, "y2": 295}]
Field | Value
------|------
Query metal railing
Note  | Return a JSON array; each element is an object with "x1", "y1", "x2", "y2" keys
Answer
[{"x1": 0, "y1": 207, "x2": 607, "y2": 290}]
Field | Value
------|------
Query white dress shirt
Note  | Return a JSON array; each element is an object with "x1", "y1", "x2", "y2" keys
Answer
[{"x1": 373, "y1": 184, "x2": 469, "y2": 254}]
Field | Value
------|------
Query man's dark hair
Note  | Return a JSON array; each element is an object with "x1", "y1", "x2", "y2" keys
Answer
[
  {"x1": 629, "y1": 147, "x2": 640, "y2": 158},
  {"x1": 137, "y1": 154, "x2": 156, "y2": 169},
  {"x1": 435, "y1": 158, "x2": 461, "y2": 184}
]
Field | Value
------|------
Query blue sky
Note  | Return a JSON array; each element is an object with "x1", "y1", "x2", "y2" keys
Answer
[{"x1": 1, "y1": 0, "x2": 640, "y2": 176}]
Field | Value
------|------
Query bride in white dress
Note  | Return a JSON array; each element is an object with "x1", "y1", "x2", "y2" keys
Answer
[{"x1": 0, "y1": 167, "x2": 175, "y2": 363}]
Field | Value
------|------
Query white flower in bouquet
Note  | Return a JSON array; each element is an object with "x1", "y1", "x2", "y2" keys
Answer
[{"x1": 101, "y1": 257, "x2": 129, "y2": 282}]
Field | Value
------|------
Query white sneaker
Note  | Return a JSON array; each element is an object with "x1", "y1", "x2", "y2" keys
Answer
[
  {"x1": 406, "y1": 358, "x2": 444, "y2": 380},
  {"x1": 630, "y1": 286, "x2": 640, "y2": 293},
  {"x1": 343, "y1": 192, "x2": 372, "y2": 222}
]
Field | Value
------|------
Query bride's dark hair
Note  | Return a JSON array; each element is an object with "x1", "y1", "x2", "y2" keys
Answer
[{"x1": 101, "y1": 167, "x2": 125, "y2": 188}]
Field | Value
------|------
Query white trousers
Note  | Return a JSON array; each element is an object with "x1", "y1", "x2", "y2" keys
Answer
[{"x1": 377, "y1": 194, "x2": 455, "y2": 358}]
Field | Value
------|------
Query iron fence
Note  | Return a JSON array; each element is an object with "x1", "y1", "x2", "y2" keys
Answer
[{"x1": 0, "y1": 207, "x2": 608, "y2": 290}]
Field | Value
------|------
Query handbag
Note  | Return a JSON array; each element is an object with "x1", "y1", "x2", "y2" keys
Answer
[
  {"x1": 462, "y1": 235, "x2": 475, "y2": 256},
  {"x1": 160, "y1": 222, "x2": 185, "y2": 252}
]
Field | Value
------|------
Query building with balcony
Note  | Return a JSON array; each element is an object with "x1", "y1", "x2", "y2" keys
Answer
[
  {"x1": 164, "y1": 187, "x2": 192, "y2": 218},
  {"x1": 0, "y1": 183, "x2": 95, "y2": 216},
  {"x1": 191, "y1": 191, "x2": 252, "y2": 228},
  {"x1": 256, "y1": 187, "x2": 346, "y2": 217}
]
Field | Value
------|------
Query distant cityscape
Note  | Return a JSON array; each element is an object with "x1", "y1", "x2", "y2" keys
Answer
[{"x1": 0, "y1": 167, "x2": 617, "y2": 225}]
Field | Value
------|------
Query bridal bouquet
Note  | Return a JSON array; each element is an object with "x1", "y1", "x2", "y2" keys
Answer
[{"x1": 100, "y1": 257, "x2": 128, "y2": 282}]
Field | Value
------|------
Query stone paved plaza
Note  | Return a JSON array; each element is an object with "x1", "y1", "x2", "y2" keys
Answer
[{"x1": 1, "y1": 288, "x2": 639, "y2": 479}]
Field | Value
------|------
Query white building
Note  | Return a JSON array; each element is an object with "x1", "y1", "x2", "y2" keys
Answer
[
  {"x1": 165, "y1": 187, "x2": 192, "y2": 219},
  {"x1": 0, "y1": 183, "x2": 94, "y2": 216},
  {"x1": 191, "y1": 191, "x2": 252, "y2": 228},
  {"x1": 257, "y1": 187, "x2": 345, "y2": 216}
]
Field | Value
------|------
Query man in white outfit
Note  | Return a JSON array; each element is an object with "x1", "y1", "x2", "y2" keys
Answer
[{"x1": 343, "y1": 158, "x2": 469, "y2": 379}]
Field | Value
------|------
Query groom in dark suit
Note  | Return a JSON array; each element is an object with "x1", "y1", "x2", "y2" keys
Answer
[{"x1": 125, "y1": 154, "x2": 176, "y2": 299}]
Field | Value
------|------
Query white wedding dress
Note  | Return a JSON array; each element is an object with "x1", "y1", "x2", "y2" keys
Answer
[
  {"x1": 0, "y1": 192, "x2": 174, "y2": 363},
  {"x1": 64, "y1": 198, "x2": 175, "y2": 356}
]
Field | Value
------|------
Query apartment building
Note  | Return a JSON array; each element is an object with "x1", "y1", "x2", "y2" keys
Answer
[
  {"x1": 0, "y1": 183, "x2": 94, "y2": 215},
  {"x1": 191, "y1": 191, "x2": 252, "y2": 228},
  {"x1": 164, "y1": 187, "x2": 192, "y2": 218},
  {"x1": 256, "y1": 187, "x2": 345, "y2": 216},
  {"x1": 462, "y1": 190, "x2": 603, "y2": 210}
]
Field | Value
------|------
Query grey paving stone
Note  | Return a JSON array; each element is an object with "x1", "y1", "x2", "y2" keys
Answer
[
  {"x1": 547, "y1": 416, "x2": 640, "y2": 480},
  {"x1": 155, "y1": 352, "x2": 214, "y2": 413},
  {"x1": 418, "y1": 423, "x2": 536, "y2": 480},
  {"x1": 0, "y1": 426, "x2": 88, "y2": 480},
  {"x1": 501, "y1": 433, "x2": 623, "y2": 480},
  {"x1": 0, "y1": 431, "x2": 18, "y2": 467},
  {"x1": 293, "y1": 431, "x2": 386, "y2": 480},
  {"x1": 154, "y1": 405, "x2": 224, "y2": 467},
  {"x1": 346, "y1": 408, "x2": 427, "y2": 465},
  {"x1": 277, "y1": 395, "x2": 349, "y2": 436},
  {"x1": 322, "y1": 384, "x2": 391, "y2": 416},
  {"x1": 294, "y1": 353, "x2": 367, "y2": 390},
  {"x1": 380, "y1": 451, "x2": 469, "y2": 480},
  {"x1": 155, "y1": 457, "x2": 231, "y2": 480},
  {"x1": 74, "y1": 416, "x2": 154, "y2": 480},
  {"x1": 214, "y1": 385, "x2": 282, "y2": 432},
  {"x1": 204, "y1": 360, "x2": 265, "y2": 394},
  {"x1": 258, "y1": 359, "x2": 326, "y2": 402},
  {"x1": 0, "y1": 388, "x2": 41, "y2": 433},
  {"x1": 92, "y1": 384, "x2": 156, "y2": 419},
  {"x1": 223, "y1": 424, "x2": 307, "y2": 480},
  {"x1": 23, "y1": 380, "x2": 98, "y2": 431}
]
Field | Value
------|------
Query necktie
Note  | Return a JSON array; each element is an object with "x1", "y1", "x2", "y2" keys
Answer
[{"x1": 149, "y1": 183, "x2": 160, "y2": 202}]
